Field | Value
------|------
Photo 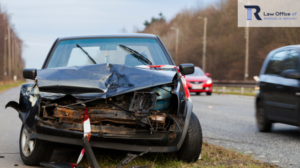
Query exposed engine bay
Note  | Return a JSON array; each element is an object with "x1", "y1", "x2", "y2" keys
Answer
[{"x1": 39, "y1": 84, "x2": 179, "y2": 136}]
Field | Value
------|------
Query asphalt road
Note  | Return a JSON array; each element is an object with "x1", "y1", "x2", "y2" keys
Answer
[
  {"x1": 0, "y1": 85, "x2": 76, "y2": 168},
  {"x1": 1, "y1": 86, "x2": 300, "y2": 168},
  {"x1": 0, "y1": 85, "x2": 27, "y2": 168},
  {"x1": 192, "y1": 93, "x2": 300, "y2": 168}
]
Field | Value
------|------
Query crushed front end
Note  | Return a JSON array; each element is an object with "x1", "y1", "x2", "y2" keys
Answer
[{"x1": 7, "y1": 63, "x2": 193, "y2": 153}]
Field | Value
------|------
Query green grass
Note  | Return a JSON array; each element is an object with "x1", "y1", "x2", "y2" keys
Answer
[
  {"x1": 76, "y1": 142, "x2": 277, "y2": 168},
  {"x1": 213, "y1": 87, "x2": 257, "y2": 96},
  {"x1": 213, "y1": 91, "x2": 256, "y2": 96},
  {"x1": 0, "y1": 80, "x2": 26, "y2": 93}
]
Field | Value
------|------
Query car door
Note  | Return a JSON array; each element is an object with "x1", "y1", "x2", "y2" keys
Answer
[
  {"x1": 260, "y1": 50, "x2": 287, "y2": 121},
  {"x1": 277, "y1": 49, "x2": 300, "y2": 124}
]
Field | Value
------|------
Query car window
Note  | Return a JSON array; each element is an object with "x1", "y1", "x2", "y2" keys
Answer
[
  {"x1": 282, "y1": 49, "x2": 299, "y2": 71},
  {"x1": 47, "y1": 38, "x2": 170, "y2": 68},
  {"x1": 265, "y1": 51, "x2": 286, "y2": 75}
]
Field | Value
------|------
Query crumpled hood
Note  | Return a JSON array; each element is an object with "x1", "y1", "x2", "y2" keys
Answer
[{"x1": 37, "y1": 63, "x2": 176, "y2": 99}]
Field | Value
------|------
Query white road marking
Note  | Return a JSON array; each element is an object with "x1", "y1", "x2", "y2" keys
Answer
[{"x1": 271, "y1": 160, "x2": 279, "y2": 163}]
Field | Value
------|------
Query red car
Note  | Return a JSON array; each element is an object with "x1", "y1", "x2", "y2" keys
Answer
[{"x1": 185, "y1": 67, "x2": 212, "y2": 95}]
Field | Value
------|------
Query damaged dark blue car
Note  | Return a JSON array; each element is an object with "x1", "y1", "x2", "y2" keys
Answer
[{"x1": 6, "y1": 34, "x2": 203, "y2": 166}]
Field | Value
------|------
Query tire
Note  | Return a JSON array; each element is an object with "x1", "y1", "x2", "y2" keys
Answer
[
  {"x1": 176, "y1": 112, "x2": 202, "y2": 162},
  {"x1": 19, "y1": 125, "x2": 54, "y2": 166},
  {"x1": 256, "y1": 102, "x2": 272, "y2": 132},
  {"x1": 206, "y1": 92, "x2": 212, "y2": 96},
  {"x1": 196, "y1": 92, "x2": 200, "y2": 95}
]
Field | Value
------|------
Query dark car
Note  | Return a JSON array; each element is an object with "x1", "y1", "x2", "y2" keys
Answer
[
  {"x1": 256, "y1": 45, "x2": 300, "y2": 132},
  {"x1": 185, "y1": 67, "x2": 212, "y2": 95},
  {"x1": 6, "y1": 34, "x2": 202, "y2": 166}
]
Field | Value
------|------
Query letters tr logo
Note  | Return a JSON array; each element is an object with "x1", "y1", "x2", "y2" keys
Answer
[{"x1": 244, "y1": 5, "x2": 262, "y2": 20}]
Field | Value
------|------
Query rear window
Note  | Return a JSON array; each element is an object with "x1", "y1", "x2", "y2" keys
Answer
[{"x1": 265, "y1": 51, "x2": 286, "y2": 75}]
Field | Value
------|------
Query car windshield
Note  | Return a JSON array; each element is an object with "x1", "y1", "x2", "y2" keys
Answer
[
  {"x1": 46, "y1": 38, "x2": 170, "y2": 68},
  {"x1": 188, "y1": 68, "x2": 205, "y2": 76}
]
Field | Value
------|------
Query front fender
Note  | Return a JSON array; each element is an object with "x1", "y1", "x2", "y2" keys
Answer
[
  {"x1": 5, "y1": 84, "x2": 40, "y2": 129},
  {"x1": 176, "y1": 100, "x2": 193, "y2": 150}
]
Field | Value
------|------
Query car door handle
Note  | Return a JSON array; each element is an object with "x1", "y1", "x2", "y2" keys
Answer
[{"x1": 276, "y1": 86, "x2": 283, "y2": 89}]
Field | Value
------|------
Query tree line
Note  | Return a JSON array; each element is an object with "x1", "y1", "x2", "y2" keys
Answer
[
  {"x1": 140, "y1": 0, "x2": 300, "y2": 80},
  {"x1": 0, "y1": 7, "x2": 24, "y2": 84}
]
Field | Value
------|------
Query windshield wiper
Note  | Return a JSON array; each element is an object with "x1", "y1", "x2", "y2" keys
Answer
[
  {"x1": 119, "y1": 45, "x2": 152, "y2": 65},
  {"x1": 76, "y1": 44, "x2": 97, "y2": 64}
]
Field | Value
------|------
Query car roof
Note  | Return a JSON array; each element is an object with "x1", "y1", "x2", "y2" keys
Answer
[
  {"x1": 273, "y1": 44, "x2": 300, "y2": 51},
  {"x1": 259, "y1": 44, "x2": 300, "y2": 75},
  {"x1": 57, "y1": 33, "x2": 158, "y2": 41}
]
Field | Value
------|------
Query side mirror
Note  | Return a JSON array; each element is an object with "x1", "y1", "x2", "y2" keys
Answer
[
  {"x1": 281, "y1": 69, "x2": 300, "y2": 79},
  {"x1": 205, "y1": 73, "x2": 210, "y2": 77},
  {"x1": 179, "y1": 64, "x2": 194, "y2": 76},
  {"x1": 23, "y1": 69, "x2": 37, "y2": 80}
]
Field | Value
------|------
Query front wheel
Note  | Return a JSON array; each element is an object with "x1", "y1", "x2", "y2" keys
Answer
[
  {"x1": 256, "y1": 103, "x2": 272, "y2": 132},
  {"x1": 206, "y1": 92, "x2": 212, "y2": 96},
  {"x1": 19, "y1": 125, "x2": 54, "y2": 166},
  {"x1": 176, "y1": 112, "x2": 202, "y2": 162}
]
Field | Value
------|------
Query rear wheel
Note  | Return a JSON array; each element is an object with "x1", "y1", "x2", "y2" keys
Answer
[
  {"x1": 176, "y1": 112, "x2": 202, "y2": 162},
  {"x1": 256, "y1": 103, "x2": 272, "y2": 132},
  {"x1": 19, "y1": 125, "x2": 54, "y2": 166}
]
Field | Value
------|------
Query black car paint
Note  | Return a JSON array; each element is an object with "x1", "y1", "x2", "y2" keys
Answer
[
  {"x1": 6, "y1": 34, "x2": 193, "y2": 153},
  {"x1": 257, "y1": 45, "x2": 300, "y2": 126},
  {"x1": 37, "y1": 63, "x2": 176, "y2": 99}
]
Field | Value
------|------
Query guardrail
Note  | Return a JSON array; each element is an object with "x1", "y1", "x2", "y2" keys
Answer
[{"x1": 213, "y1": 80, "x2": 256, "y2": 88}]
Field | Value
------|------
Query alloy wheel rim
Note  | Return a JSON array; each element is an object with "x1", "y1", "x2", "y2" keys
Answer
[{"x1": 21, "y1": 128, "x2": 36, "y2": 157}]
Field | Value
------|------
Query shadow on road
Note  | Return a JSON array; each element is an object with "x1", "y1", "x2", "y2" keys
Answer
[
  {"x1": 50, "y1": 144, "x2": 128, "y2": 163},
  {"x1": 271, "y1": 127, "x2": 300, "y2": 139}
]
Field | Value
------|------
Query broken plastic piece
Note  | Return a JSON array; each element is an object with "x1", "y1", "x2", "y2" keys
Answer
[{"x1": 116, "y1": 148, "x2": 151, "y2": 168}]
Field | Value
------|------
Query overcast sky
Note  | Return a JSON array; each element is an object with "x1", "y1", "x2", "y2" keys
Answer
[{"x1": 0, "y1": 0, "x2": 217, "y2": 69}]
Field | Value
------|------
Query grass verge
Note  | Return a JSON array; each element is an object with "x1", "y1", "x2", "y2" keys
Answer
[
  {"x1": 0, "y1": 80, "x2": 26, "y2": 93},
  {"x1": 213, "y1": 91, "x2": 256, "y2": 96},
  {"x1": 76, "y1": 142, "x2": 277, "y2": 168},
  {"x1": 212, "y1": 87, "x2": 257, "y2": 96}
]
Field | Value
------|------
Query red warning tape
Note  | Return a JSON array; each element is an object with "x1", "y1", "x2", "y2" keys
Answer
[{"x1": 71, "y1": 107, "x2": 92, "y2": 168}]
